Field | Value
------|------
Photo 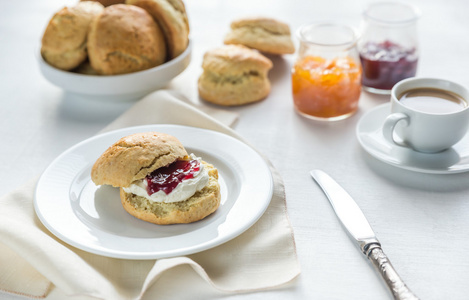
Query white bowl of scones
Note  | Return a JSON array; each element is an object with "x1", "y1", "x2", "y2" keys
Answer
[{"x1": 38, "y1": 0, "x2": 191, "y2": 101}]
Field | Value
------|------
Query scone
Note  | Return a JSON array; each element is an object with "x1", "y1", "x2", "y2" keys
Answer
[
  {"x1": 81, "y1": 0, "x2": 125, "y2": 6},
  {"x1": 91, "y1": 132, "x2": 221, "y2": 225},
  {"x1": 198, "y1": 44, "x2": 273, "y2": 106},
  {"x1": 87, "y1": 4, "x2": 167, "y2": 75},
  {"x1": 41, "y1": 1, "x2": 104, "y2": 70},
  {"x1": 73, "y1": 60, "x2": 99, "y2": 75},
  {"x1": 126, "y1": 0, "x2": 190, "y2": 59},
  {"x1": 224, "y1": 17, "x2": 295, "y2": 55}
]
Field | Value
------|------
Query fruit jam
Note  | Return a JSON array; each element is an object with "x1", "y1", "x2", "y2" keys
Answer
[
  {"x1": 292, "y1": 56, "x2": 362, "y2": 119},
  {"x1": 360, "y1": 40, "x2": 418, "y2": 91},
  {"x1": 146, "y1": 159, "x2": 200, "y2": 195}
]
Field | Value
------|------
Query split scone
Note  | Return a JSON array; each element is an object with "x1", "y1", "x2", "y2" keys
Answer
[
  {"x1": 41, "y1": 1, "x2": 104, "y2": 70},
  {"x1": 224, "y1": 17, "x2": 295, "y2": 55},
  {"x1": 91, "y1": 132, "x2": 221, "y2": 225},
  {"x1": 198, "y1": 44, "x2": 273, "y2": 106}
]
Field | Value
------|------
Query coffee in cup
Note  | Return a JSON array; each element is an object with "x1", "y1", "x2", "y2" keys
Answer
[
  {"x1": 382, "y1": 78, "x2": 469, "y2": 153},
  {"x1": 399, "y1": 88, "x2": 467, "y2": 114}
]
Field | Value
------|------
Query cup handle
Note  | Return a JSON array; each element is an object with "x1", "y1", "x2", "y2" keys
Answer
[{"x1": 382, "y1": 113, "x2": 410, "y2": 148}]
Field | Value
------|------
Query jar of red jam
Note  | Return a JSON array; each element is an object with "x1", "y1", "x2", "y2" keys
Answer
[
  {"x1": 358, "y1": 2, "x2": 421, "y2": 94},
  {"x1": 292, "y1": 23, "x2": 362, "y2": 121}
]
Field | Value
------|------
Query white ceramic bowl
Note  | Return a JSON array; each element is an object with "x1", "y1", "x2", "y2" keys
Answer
[{"x1": 38, "y1": 40, "x2": 191, "y2": 101}]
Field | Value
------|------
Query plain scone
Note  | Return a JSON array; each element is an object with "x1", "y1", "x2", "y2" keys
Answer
[
  {"x1": 81, "y1": 0, "x2": 125, "y2": 6},
  {"x1": 126, "y1": 0, "x2": 190, "y2": 59},
  {"x1": 41, "y1": 1, "x2": 104, "y2": 70},
  {"x1": 91, "y1": 132, "x2": 221, "y2": 225},
  {"x1": 198, "y1": 44, "x2": 273, "y2": 106},
  {"x1": 224, "y1": 17, "x2": 295, "y2": 55},
  {"x1": 87, "y1": 4, "x2": 167, "y2": 75}
]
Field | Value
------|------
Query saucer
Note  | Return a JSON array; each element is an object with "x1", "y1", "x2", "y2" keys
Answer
[{"x1": 356, "y1": 103, "x2": 469, "y2": 174}]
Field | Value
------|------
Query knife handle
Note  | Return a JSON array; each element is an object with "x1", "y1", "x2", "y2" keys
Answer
[{"x1": 366, "y1": 244, "x2": 419, "y2": 300}]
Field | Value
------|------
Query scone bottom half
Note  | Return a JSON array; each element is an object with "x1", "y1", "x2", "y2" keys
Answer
[
  {"x1": 91, "y1": 132, "x2": 221, "y2": 225},
  {"x1": 120, "y1": 161, "x2": 221, "y2": 225}
]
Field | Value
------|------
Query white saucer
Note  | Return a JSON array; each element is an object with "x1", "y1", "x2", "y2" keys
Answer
[{"x1": 356, "y1": 103, "x2": 469, "y2": 174}]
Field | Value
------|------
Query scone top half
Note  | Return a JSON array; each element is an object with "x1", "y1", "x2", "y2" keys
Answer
[
  {"x1": 202, "y1": 44, "x2": 273, "y2": 78},
  {"x1": 91, "y1": 132, "x2": 187, "y2": 188},
  {"x1": 224, "y1": 16, "x2": 295, "y2": 55},
  {"x1": 231, "y1": 17, "x2": 292, "y2": 36}
]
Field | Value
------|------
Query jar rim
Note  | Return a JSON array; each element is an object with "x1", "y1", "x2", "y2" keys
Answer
[
  {"x1": 363, "y1": 1, "x2": 421, "y2": 25},
  {"x1": 297, "y1": 23, "x2": 359, "y2": 48}
]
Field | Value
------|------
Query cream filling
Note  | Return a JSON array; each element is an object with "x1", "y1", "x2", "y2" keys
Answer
[{"x1": 123, "y1": 154, "x2": 209, "y2": 203}]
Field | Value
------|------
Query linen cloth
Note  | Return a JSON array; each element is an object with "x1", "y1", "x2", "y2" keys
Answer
[{"x1": 0, "y1": 90, "x2": 300, "y2": 299}]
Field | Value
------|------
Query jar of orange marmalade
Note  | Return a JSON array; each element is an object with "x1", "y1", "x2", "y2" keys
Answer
[{"x1": 292, "y1": 23, "x2": 362, "y2": 121}]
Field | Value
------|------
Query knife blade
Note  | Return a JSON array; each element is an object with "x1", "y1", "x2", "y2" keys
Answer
[{"x1": 310, "y1": 169, "x2": 419, "y2": 300}]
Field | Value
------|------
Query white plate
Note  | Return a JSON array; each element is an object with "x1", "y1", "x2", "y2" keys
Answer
[
  {"x1": 34, "y1": 125, "x2": 273, "y2": 259},
  {"x1": 356, "y1": 104, "x2": 469, "y2": 174}
]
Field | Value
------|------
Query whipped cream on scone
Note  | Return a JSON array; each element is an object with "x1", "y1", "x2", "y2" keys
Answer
[
  {"x1": 123, "y1": 154, "x2": 209, "y2": 203},
  {"x1": 91, "y1": 132, "x2": 221, "y2": 225}
]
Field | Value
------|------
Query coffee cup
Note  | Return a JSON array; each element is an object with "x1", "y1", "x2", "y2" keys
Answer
[{"x1": 382, "y1": 78, "x2": 469, "y2": 153}]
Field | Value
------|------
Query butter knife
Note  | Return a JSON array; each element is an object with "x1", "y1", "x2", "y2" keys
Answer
[{"x1": 310, "y1": 170, "x2": 419, "y2": 300}]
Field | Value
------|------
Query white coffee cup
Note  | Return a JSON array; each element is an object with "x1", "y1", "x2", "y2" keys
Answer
[{"x1": 382, "y1": 78, "x2": 469, "y2": 153}]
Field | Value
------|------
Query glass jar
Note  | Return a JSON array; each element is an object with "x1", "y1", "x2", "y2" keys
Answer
[
  {"x1": 358, "y1": 2, "x2": 421, "y2": 94},
  {"x1": 292, "y1": 23, "x2": 362, "y2": 121}
]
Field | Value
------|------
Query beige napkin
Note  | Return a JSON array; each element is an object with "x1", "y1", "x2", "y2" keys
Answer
[{"x1": 0, "y1": 90, "x2": 300, "y2": 299}]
